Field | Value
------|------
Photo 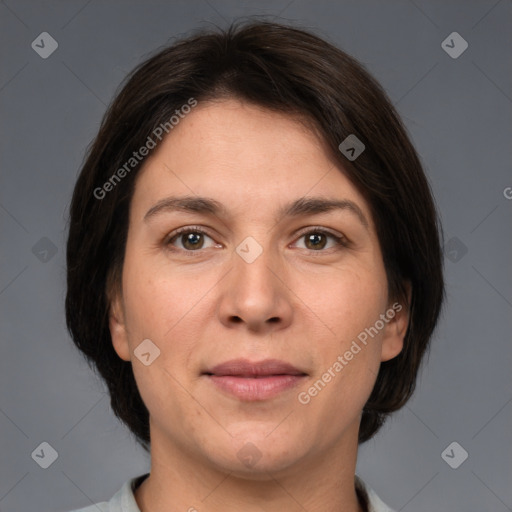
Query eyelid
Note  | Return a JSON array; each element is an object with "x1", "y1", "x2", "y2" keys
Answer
[
  {"x1": 292, "y1": 225, "x2": 348, "y2": 242},
  {"x1": 166, "y1": 225, "x2": 215, "y2": 241}
]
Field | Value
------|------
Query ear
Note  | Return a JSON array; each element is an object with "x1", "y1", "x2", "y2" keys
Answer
[
  {"x1": 108, "y1": 287, "x2": 131, "y2": 362},
  {"x1": 380, "y1": 283, "x2": 412, "y2": 362}
]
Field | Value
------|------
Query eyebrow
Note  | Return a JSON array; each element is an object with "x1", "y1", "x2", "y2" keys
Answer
[{"x1": 143, "y1": 195, "x2": 369, "y2": 229}]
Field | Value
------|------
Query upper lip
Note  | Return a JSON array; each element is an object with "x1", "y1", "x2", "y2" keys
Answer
[{"x1": 204, "y1": 358, "x2": 307, "y2": 377}]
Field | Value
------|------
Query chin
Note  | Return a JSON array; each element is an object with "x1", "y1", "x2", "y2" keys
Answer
[
  {"x1": 205, "y1": 428, "x2": 307, "y2": 477},
  {"x1": 216, "y1": 451, "x2": 303, "y2": 480}
]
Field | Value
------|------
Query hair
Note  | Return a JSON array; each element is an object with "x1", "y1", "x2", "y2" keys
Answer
[{"x1": 66, "y1": 19, "x2": 444, "y2": 451}]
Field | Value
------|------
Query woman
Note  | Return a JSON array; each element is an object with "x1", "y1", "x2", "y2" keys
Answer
[{"x1": 66, "y1": 20, "x2": 444, "y2": 512}]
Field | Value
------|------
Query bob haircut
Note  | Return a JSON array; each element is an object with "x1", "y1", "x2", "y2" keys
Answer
[{"x1": 66, "y1": 20, "x2": 444, "y2": 451}]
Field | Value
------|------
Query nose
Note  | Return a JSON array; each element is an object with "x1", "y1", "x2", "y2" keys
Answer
[{"x1": 216, "y1": 242, "x2": 294, "y2": 334}]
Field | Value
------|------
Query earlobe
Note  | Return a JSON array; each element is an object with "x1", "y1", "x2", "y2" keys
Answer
[{"x1": 109, "y1": 294, "x2": 131, "y2": 362}]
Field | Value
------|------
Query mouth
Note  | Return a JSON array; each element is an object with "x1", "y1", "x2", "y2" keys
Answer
[{"x1": 202, "y1": 358, "x2": 308, "y2": 401}]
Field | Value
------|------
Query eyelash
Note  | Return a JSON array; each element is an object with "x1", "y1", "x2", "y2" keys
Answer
[{"x1": 164, "y1": 225, "x2": 349, "y2": 256}]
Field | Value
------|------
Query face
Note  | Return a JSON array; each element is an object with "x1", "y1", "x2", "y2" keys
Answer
[{"x1": 109, "y1": 99, "x2": 408, "y2": 477}]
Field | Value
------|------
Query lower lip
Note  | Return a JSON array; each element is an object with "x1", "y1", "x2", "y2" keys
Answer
[{"x1": 206, "y1": 375, "x2": 306, "y2": 401}]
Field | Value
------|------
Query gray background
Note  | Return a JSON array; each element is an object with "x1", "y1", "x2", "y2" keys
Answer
[{"x1": 1, "y1": 1, "x2": 511, "y2": 511}]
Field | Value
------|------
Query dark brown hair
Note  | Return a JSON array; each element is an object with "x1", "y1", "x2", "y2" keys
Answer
[{"x1": 66, "y1": 20, "x2": 444, "y2": 451}]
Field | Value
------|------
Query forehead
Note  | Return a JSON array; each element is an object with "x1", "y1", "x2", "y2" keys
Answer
[{"x1": 131, "y1": 99, "x2": 373, "y2": 225}]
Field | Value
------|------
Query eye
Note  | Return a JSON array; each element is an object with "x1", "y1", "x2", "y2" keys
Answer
[
  {"x1": 166, "y1": 227, "x2": 219, "y2": 252},
  {"x1": 164, "y1": 226, "x2": 348, "y2": 254},
  {"x1": 293, "y1": 228, "x2": 348, "y2": 251}
]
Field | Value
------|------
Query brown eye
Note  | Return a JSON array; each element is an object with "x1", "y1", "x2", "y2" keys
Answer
[
  {"x1": 294, "y1": 229, "x2": 347, "y2": 252},
  {"x1": 304, "y1": 232, "x2": 328, "y2": 250},
  {"x1": 167, "y1": 228, "x2": 217, "y2": 251},
  {"x1": 180, "y1": 232, "x2": 204, "y2": 250}
]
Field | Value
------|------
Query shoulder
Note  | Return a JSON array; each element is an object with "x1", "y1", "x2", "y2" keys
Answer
[{"x1": 67, "y1": 474, "x2": 148, "y2": 512}]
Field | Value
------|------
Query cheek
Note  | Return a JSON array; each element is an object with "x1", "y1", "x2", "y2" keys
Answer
[
  {"x1": 121, "y1": 250, "x2": 210, "y2": 341},
  {"x1": 120, "y1": 263, "x2": 209, "y2": 422},
  {"x1": 295, "y1": 274, "x2": 385, "y2": 438},
  {"x1": 302, "y1": 263, "x2": 388, "y2": 346},
  {"x1": 120, "y1": 250, "x2": 227, "y2": 404},
  {"x1": 293, "y1": 262, "x2": 387, "y2": 407}
]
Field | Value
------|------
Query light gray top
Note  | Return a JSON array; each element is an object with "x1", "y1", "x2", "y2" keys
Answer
[{"x1": 68, "y1": 473, "x2": 396, "y2": 512}]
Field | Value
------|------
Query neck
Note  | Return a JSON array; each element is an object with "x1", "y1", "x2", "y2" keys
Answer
[{"x1": 135, "y1": 422, "x2": 364, "y2": 512}]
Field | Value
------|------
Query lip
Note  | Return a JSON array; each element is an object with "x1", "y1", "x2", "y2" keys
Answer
[{"x1": 203, "y1": 358, "x2": 307, "y2": 401}]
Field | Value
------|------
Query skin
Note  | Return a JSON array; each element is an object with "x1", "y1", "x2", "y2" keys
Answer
[{"x1": 109, "y1": 99, "x2": 409, "y2": 512}]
